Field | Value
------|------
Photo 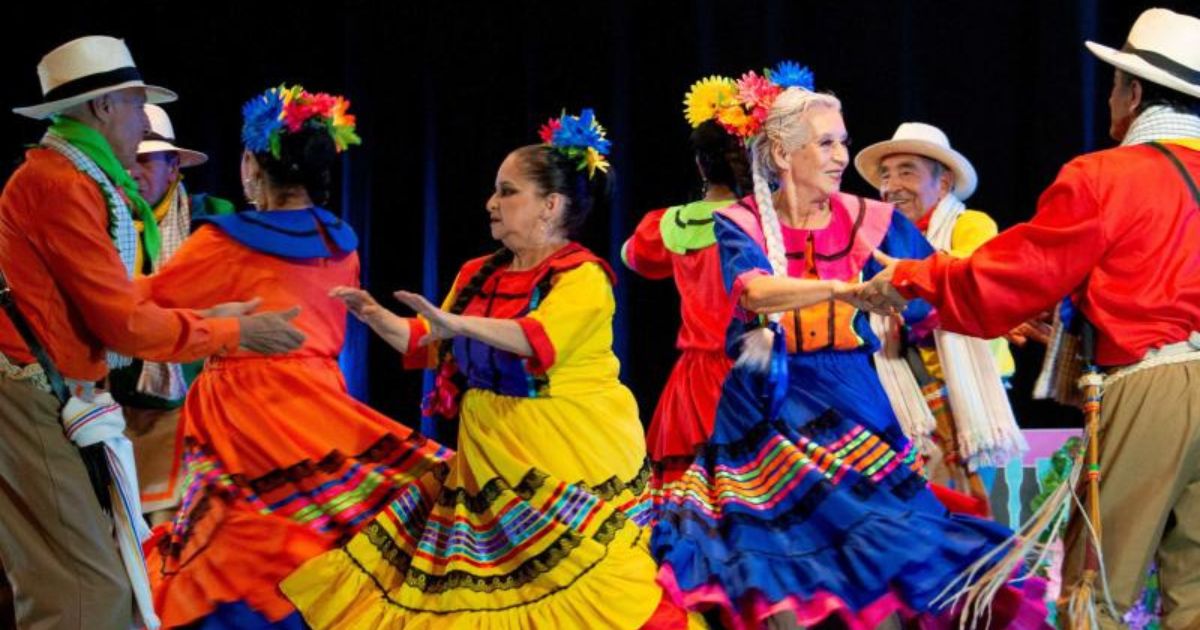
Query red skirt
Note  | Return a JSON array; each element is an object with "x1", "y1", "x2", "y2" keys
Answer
[{"x1": 647, "y1": 349, "x2": 731, "y2": 485}]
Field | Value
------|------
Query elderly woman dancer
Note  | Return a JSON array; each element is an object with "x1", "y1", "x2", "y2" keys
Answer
[
  {"x1": 281, "y1": 110, "x2": 693, "y2": 629},
  {"x1": 651, "y1": 87, "x2": 1048, "y2": 629}
]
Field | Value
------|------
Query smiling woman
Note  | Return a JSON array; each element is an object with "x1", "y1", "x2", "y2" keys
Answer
[{"x1": 649, "y1": 87, "x2": 1050, "y2": 628}]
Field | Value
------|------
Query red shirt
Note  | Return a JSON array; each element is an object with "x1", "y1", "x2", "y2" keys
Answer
[
  {"x1": 0, "y1": 148, "x2": 239, "y2": 381},
  {"x1": 622, "y1": 207, "x2": 735, "y2": 353},
  {"x1": 894, "y1": 141, "x2": 1200, "y2": 367}
]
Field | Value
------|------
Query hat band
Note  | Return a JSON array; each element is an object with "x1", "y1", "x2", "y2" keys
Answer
[
  {"x1": 1122, "y1": 42, "x2": 1200, "y2": 87},
  {"x1": 41, "y1": 66, "x2": 143, "y2": 103},
  {"x1": 144, "y1": 132, "x2": 174, "y2": 143}
]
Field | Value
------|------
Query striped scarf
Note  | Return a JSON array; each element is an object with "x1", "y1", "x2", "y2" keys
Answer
[{"x1": 134, "y1": 180, "x2": 193, "y2": 401}]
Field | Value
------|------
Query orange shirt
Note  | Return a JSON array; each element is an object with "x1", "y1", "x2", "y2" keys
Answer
[{"x1": 0, "y1": 148, "x2": 239, "y2": 381}]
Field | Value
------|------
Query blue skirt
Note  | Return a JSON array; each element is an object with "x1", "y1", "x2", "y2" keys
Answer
[{"x1": 651, "y1": 348, "x2": 1020, "y2": 629}]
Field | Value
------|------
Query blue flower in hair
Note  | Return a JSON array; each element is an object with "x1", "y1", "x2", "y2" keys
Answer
[
  {"x1": 552, "y1": 108, "x2": 612, "y2": 156},
  {"x1": 767, "y1": 61, "x2": 815, "y2": 90},
  {"x1": 241, "y1": 89, "x2": 285, "y2": 155}
]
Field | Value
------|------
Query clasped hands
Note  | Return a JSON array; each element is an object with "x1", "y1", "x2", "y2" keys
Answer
[{"x1": 835, "y1": 251, "x2": 910, "y2": 315}]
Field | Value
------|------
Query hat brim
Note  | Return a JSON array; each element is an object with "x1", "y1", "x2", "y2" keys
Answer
[
  {"x1": 137, "y1": 139, "x2": 208, "y2": 167},
  {"x1": 854, "y1": 139, "x2": 978, "y2": 201},
  {"x1": 13, "y1": 81, "x2": 177, "y2": 120},
  {"x1": 1085, "y1": 41, "x2": 1200, "y2": 100}
]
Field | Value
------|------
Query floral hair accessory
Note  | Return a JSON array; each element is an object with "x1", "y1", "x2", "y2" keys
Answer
[
  {"x1": 683, "y1": 76, "x2": 739, "y2": 128},
  {"x1": 242, "y1": 84, "x2": 361, "y2": 158},
  {"x1": 765, "y1": 60, "x2": 815, "y2": 90},
  {"x1": 733, "y1": 61, "x2": 816, "y2": 139},
  {"x1": 538, "y1": 108, "x2": 611, "y2": 178}
]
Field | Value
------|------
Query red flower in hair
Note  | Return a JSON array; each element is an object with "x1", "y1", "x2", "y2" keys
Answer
[{"x1": 538, "y1": 118, "x2": 562, "y2": 144}]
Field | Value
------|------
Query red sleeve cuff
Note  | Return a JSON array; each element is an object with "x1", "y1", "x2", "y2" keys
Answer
[
  {"x1": 516, "y1": 317, "x2": 556, "y2": 374},
  {"x1": 731, "y1": 269, "x2": 769, "y2": 321},
  {"x1": 892, "y1": 260, "x2": 927, "y2": 300},
  {"x1": 621, "y1": 238, "x2": 673, "y2": 280},
  {"x1": 402, "y1": 318, "x2": 431, "y2": 370}
]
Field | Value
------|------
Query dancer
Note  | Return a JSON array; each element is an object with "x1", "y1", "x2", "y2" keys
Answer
[
  {"x1": 0, "y1": 37, "x2": 303, "y2": 630},
  {"x1": 143, "y1": 85, "x2": 451, "y2": 628},
  {"x1": 282, "y1": 109, "x2": 690, "y2": 629},
  {"x1": 622, "y1": 75, "x2": 753, "y2": 498},
  {"x1": 652, "y1": 86, "x2": 1047, "y2": 629},
  {"x1": 859, "y1": 8, "x2": 1200, "y2": 628}
]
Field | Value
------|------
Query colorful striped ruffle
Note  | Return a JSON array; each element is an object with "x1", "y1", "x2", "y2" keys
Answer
[
  {"x1": 652, "y1": 408, "x2": 1023, "y2": 629},
  {"x1": 280, "y1": 460, "x2": 663, "y2": 628},
  {"x1": 149, "y1": 433, "x2": 451, "y2": 628}
]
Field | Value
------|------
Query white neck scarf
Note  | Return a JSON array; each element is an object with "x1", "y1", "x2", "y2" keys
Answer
[{"x1": 926, "y1": 195, "x2": 1027, "y2": 468}]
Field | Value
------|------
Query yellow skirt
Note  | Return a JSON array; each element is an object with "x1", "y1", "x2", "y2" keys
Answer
[{"x1": 282, "y1": 386, "x2": 671, "y2": 629}]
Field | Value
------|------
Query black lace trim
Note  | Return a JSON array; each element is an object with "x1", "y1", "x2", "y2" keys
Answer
[
  {"x1": 364, "y1": 510, "x2": 629, "y2": 595},
  {"x1": 436, "y1": 459, "x2": 652, "y2": 514}
]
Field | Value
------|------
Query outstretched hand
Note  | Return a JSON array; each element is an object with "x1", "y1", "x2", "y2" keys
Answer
[
  {"x1": 330, "y1": 286, "x2": 386, "y2": 324},
  {"x1": 855, "y1": 250, "x2": 910, "y2": 315},
  {"x1": 1005, "y1": 311, "x2": 1054, "y2": 346},
  {"x1": 394, "y1": 290, "x2": 463, "y2": 346},
  {"x1": 238, "y1": 305, "x2": 305, "y2": 354}
]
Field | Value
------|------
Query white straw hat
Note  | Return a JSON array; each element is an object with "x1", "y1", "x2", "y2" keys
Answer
[
  {"x1": 138, "y1": 104, "x2": 207, "y2": 167},
  {"x1": 854, "y1": 122, "x2": 978, "y2": 201},
  {"x1": 13, "y1": 35, "x2": 177, "y2": 119},
  {"x1": 1085, "y1": 8, "x2": 1200, "y2": 100}
]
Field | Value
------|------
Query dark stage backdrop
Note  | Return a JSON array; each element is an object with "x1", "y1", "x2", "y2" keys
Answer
[{"x1": 2, "y1": 1, "x2": 1190, "y2": 435}]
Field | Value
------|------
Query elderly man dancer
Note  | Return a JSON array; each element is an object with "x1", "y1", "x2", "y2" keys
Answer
[
  {"x1": 860, "y1": 8, "x2": 1200, "y2": 628},
  {"x1": 854, "y1": 124, "x2": 1025, "y2": 506},
  {"x1": 0, "y1": 36, "x2": 303, "y2": 629},
  {"x1": 118, "y1": 104, "x2": 233, "y2": 525}
]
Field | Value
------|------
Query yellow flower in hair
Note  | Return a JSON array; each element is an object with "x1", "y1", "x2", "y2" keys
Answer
[
  {"x1": 683, "y1": 76, "x2": 738, "y2": 128},
  {"x1": 584, "y1": 147, "x2": 610, "y2": 178}
]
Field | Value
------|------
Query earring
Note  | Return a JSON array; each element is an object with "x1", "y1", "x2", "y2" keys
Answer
[{"x1": 243, "y1": 178, "x2": 262, "y2": 208}]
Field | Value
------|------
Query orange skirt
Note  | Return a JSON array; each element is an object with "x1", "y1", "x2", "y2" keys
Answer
[{"x1": 146, "y1": 355, "x2": 451, "y2": 628}]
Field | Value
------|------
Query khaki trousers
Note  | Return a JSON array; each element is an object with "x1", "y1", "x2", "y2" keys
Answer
[
  {"x1": 0, "y1": 377, "x2": 132, "y2": 629},
  {"x1": 1059, "y1": 361, "x2": 1200, "y2": 630}
]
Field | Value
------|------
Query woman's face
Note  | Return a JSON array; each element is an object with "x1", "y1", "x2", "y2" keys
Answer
[
  {"x1": 486, "y1": 151, "x2": 562, "y2": 250},
  {"x1": 776, "y1": 107, "x2": 850, "y2": 200}
]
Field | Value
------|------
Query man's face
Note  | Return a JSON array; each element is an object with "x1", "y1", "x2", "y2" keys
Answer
[
  {"x1": 133, "y1": 151, "x2": 180, "y2": 205},
  {"x1": 877, "y1": 153, "x2": 951, "y2": 224},
  {"x1": 1108, "y1": 69, "x2": 1139, "y2": 142},
  {"x1": 96, "y1": 88, "x2": 150, "y2": 168}
]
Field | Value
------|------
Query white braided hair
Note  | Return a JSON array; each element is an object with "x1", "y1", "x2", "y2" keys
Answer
[{"x1": 737, "y1": 87, "x2": 843, "y2": 371}]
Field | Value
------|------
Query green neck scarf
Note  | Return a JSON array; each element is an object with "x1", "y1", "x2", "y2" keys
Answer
[{"x1": 48, "y1": 116, "x2": 160, "y2": 264}]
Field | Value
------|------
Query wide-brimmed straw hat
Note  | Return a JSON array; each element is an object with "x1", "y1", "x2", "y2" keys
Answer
[
  {"x1": 138, "y1": 104, "x2": 207, "y2": 167},
  {"x1": 13, "y1": 35, "x2": 177, "y2": 119},
  {"x1": 854, "y1": 122, "x2": 978, "y2": 201},
  {"x1": 1085, "y1": 8, "x2": 1200, "y2": 100}
]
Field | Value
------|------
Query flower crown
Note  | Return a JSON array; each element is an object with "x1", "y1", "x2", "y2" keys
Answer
[
  {"x1": 537, "y1": 108, "x2": 611, "y2": 179},
  {"x1": 683, "y1": 61, "x2": 815, "y2": 139},
  {"x1": 241, "y1": 84, "x2": 361, "y2": 158}
]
